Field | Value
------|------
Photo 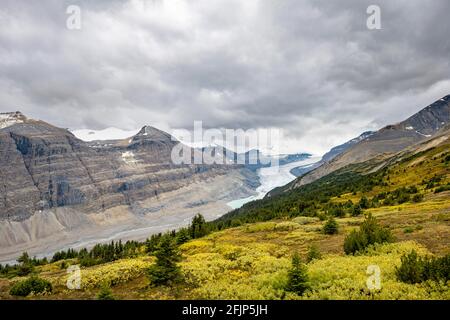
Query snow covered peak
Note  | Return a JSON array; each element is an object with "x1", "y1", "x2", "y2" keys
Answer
[
  {"x1": 0, "y1": 111, "x2": 27, "y2": 129},
  {"x1": 71, "y1": 127, "x2": 140, "y2": 142}
]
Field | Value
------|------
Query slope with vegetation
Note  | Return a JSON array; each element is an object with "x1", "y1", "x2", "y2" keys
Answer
[{"x1": 0, "y1": 126, "x2": 448, "y2": 300}]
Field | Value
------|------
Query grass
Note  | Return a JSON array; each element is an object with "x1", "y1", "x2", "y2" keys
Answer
[
  {"x1": 0, "y1": 140, "x2": 448, "y2": 300},
  {"x1": 1, "y1": 190, "x2": 448, "y2": 300}
]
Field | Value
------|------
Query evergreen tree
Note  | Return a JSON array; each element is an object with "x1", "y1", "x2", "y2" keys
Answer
[
  {"x1": 351, "y1": 205, "x2": 363, "y2": 216},
  {"x1": 286, "y1": 253, "x2": 309, "y2": 295},
  {"x1": 344, "y1": 213, "x2": 393, "y2": 254},
  {"x1": 323, "y1": 217, "x2": 339, "y2": 235},
  {"x1": 358, "y1": 196, "x2": 370, "y2": 209},
  {"x1": 146, "y1": 234, "x2": 162, "y2": 254},
  {"x1": 306, "y1": 245, "x2": 322, "y2": 263},
  {"x1": 17, "y1": 252, "x2": 31, "y2": 265},
  {"x1": 176, "y1": 228, "x2": 191, "y2": 245},
  {"x1": 147, "y1": 235, "x2": 182, "y2": 286},
  {"x1": 16, "y1": 252, "x2": 34, "y2": 276},
  {"x1": 97, "y1": 284, "x2": 115, "y2": 300},
  {"x1": 190, "y1": 214, "x2": 207, "y2": 239}
]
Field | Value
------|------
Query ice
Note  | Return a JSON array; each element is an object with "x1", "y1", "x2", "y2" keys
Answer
[
  {"x1": 227, "y1": 156, "x2": 321, "y2": 209},
  {"x1": 71, "y1": 127, "x2": 140, "y2": 141}
]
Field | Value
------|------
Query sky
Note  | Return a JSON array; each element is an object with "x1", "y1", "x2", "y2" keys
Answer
[{"x1": 0, "y1": 0, "x2": 449, "y2": 155}]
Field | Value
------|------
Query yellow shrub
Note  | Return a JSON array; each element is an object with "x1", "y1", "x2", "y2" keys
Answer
[
  {"x1": 180, "y1": 240, "x2": 212, "y2": 254},
  {"x1": 55, "y1": 257, "x2": 153, "y2": 289},
  {"x1": 303, "y1": 241, "x2": 449, "y2": 300},
  {"x1": 274, "y1": 221, "x2": 299, "y2": 231},
  {"x1": 292, "y1": 217, "x2": 320, "y2": 225},
  {"x1": 244, "y1": 222, "x2": 277, "y2": 233}
]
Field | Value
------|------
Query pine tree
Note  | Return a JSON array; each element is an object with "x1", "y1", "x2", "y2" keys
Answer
[
  {"x1": 17, "y1": 252, "x2": 30, "y2": 265},
  {"x1": 323, "y1": 217, "x2": 339, "y2": 235},
  {"x1": 97, "y1": 284, "x2": 115, "y2": 300},
  {"x1": 176, "y1": 228, "x2": 191, "y2": 245},
  {"x1": 190, "y1": 214, "x2": 207, "y2": 239},
  {"x1": 147, "y1": 235, "x2": 182, "y2": 286},
  {"x1": 306, "y1": 245, "x2": 322, "y2": 263},
  {"x1": 286, "y1": 253, "x2": 309, "y2": 295}
]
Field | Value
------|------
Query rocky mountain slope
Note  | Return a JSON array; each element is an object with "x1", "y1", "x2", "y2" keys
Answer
[
  {"x1": 281, "y1": 95, "x2": 450, "y2": 192},
  {"x1": 0, "y1": 113, "x2": 257, "y2": 262}
]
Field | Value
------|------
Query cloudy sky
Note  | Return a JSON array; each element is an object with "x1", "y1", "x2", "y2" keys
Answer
[{"x1": 0, "y1": 0, "x2": 449, "y2": 154}]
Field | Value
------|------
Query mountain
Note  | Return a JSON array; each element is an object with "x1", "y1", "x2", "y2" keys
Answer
[
  {"x1": 289, "y1": 132, "x2": 374, "y2": 177},
  {"x1": 282, "y1": 95, "x2": 450, "y2": 192},
  {"x1": 216, "y1": 117, "x2": 450, "y2": 227},
  {"x1": 0, "y1": 113, "x2": 258, "y2": 263},
  {"x1": 321, "y1": 131, "x2": 375, "y2": 163}
]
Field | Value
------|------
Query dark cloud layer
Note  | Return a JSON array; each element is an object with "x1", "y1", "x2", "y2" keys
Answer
[{"x1": 0, "y1": 0, "x2": 449, "y2": 154}]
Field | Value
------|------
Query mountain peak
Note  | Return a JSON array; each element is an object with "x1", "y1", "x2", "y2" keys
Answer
[
  {"x1": 128, "y1": 125, "x2": 176, "y2": 147},
  {"x1": 0, "y1": 111, "x2": 28, "y2": 129}
]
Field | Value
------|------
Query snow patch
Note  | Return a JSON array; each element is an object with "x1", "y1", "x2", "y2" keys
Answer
[
  {"x1": 121, "y1": 151, "x2": 139, "y2": 165},
  {"x1": 415, "y1": 130, "x2": 431, "y2": 137},
  {"x1": 71, "y1": 127, "x2": 140, "y2": 142},
  {"x1": 405, "y1": 126, "x2": 414, "y2": 130},
  {"x1": 0, "y1": 112, "x2": 25, "y2": 129}
]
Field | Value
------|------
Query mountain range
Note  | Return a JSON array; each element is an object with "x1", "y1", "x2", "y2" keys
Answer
[
  {"x1": 0, "y1": 94, "x2": 449, "y2": 263},
  {"x1": 271, "y1": 95, "x2": 450, "y2": 195},
  {"x1": 0, "y1": 113, "x2": 259, "y2": 262}
]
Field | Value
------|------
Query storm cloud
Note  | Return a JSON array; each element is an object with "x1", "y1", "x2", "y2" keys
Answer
[{"x1": 0, "y1": 0, "x2": 449, "y2": 154}]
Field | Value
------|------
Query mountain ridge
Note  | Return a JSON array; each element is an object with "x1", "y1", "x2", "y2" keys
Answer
[{"x1": 282, "y1": 95, "x2": 450, "y2": 192}]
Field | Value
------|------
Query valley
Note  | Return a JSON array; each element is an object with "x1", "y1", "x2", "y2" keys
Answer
[{"x1": 0, "y1": 95, "x2": 449, "y2": 300}]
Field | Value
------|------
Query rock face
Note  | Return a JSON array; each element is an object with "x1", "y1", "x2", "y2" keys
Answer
[
  {"x1": 282, "y1": 95, "x2": 450, "y2": 191},
  {"x1": 0, "y1": 113, "x2": 256, "y2": 260}
]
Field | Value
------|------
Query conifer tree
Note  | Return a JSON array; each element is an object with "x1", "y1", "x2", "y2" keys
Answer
[
  {"x1": 147, "y1": 235, "x2": 182, "y2": 286},
  {"x1": 286, "y1": 253, "x2": 309, "y2": 295}
]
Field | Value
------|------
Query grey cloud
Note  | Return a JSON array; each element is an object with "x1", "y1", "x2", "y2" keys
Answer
[{"x1": 0, "y1": 0, "x2": 449, "y2": 154}]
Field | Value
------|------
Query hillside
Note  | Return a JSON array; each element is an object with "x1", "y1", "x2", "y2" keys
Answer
[
  {"x1": 284, "y1": 95, "x2": 450, "y2": 190},
  {"x1": 1, "y1": 124, "x2": 448, "y2": 300}
]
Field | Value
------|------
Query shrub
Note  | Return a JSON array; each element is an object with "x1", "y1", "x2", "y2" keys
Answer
[
  {"x1": 9, "y1": 276, "x2": 52, "y2": 297},
  {"x1": 323, "y1": 217, "x2": 339, "y2": 235},
  {"x1": 286, "y1": 253, "x2": 309, "y2": 295},
  {"x1": 434, "y1": 183, "x2": 450, "y2": 193},
  {"x1": 358, "y1": 196, "x2": 370, "y2": 209},
  {"x1": 351, "y1": 205, "x2": 363, "y2": 216},
  {"x1": 412, "y1": 194, "x2": 423, "y2": 203},
  {"x1": 403, "y1": 227, "x2": 414, "y2": 234},
  {"x1": 329, "y1": 206, "x2": 345, "y2": 217},
  {"x1": 396, "y1": 250, "x2": 450, "y2": 284},
  {"x1": 306, "y1": 245, "x2": 322, "y2": 263},
  {"x1": 344, "y1": 214, "x2": 393, "y2": 255},
  {"x1": 97, "y1": 284, "x2": 115, "y2": 300}
]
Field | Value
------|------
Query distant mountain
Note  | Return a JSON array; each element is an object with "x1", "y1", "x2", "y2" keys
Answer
[
  {"x1": 275, "y1": 94, "x2": 450, "y2": 194},
  {"x1": 322, "y1": 131, "x2": 375, "y2": 163},
  {"x1": 289, "y1": 132, "x2": 374, "y2": 177}
]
